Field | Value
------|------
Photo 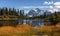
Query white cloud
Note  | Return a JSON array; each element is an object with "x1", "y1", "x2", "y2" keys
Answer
[
  {"x1": 43, "y1": 1, "x2": 53, "y2": 5},
  {"x1": 18, "y1": 2, "x2": 60, "y2": 13},
  {"x1": 17, "y1": 6, "x2": 51, "y2": 13},
  {"x1": 54, "y1": 2, "x2": 60, "y2": 5},
  {"x1": 49, "y1": 9, "x2": 58, "y2": 13},
  {"x1": 45, "y1": 2, "x2": 60, "y2": 12},
  {"x1": 20, "y1": 6, "x2": 50, "y2": 9},
  {"x1": 54, "y1": 6, "x2": 60, "y2": 8},
  {"x1": 44, "y1": 1, "x2": 48, "y2": 4},
  {"x1": 49, "y1": 6, "x2": 53, "y2": 9}
]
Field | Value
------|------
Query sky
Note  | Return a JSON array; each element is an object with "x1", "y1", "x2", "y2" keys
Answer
[{"x1": 0, "y1": 0, "x2": 60, "y2": 13}]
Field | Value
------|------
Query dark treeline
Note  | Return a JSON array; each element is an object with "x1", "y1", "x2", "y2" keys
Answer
[
  {"x1": 48, "y1": 12, "x2": 60, "y2": 25},
  {"x1": 0, "y1": 7, "x2": 24, "y2": 26},
  {"x1": 0, "y1": 7, "x2": 24, "y2": 16},
  {"x1": 28, "y1": 11, "x2": 60, "y2": 26},
  {"x1": 0, "y1": 7, "x2": 60, "y2": 26},
  {"x1": 40, "y1": 11, "x2": 60, "y2": 25}
]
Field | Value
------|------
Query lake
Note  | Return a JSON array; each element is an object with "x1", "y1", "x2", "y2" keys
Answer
[{"x1": 19, "y1": 20, "x2": 45, "y2": 26}]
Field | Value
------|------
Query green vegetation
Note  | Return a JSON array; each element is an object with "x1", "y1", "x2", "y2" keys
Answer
[
  {"x1": 0, "y1": 7, "x2": 60, "y2": 26},
  {"x1": 0, "y1": 7, "x2": 19, "y2": 26},
  {"x1": 48, "y1": 12, "x2": 60, "y2": 25}
]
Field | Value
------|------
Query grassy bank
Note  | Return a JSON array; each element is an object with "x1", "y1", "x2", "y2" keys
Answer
[{"x1": 0, "y1": 23, "x2": 60, "y2": 36}]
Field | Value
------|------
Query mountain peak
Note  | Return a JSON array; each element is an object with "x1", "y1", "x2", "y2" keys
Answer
[
  {"x1": 35, "y1": 8, "x2": 41, "y2": 12},
  {"x1": 27, "y1": 8, "x2": 52, "y2": 17}
]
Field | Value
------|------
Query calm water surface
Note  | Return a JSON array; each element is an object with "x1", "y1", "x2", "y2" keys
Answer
[{"x1": 19, "y1": 20, "x2": 44, "y2": 26}]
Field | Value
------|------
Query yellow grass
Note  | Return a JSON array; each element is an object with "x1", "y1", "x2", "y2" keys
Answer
[
  {"x1": 16, "y1": 24, "x2": 33, "y2": 33},
  {"x1": 0, "y1": 23, "x2": 60, "y2": 36},
  {"x1": 0, "y1": 24, "x2": 33, "y2": 35},
  {"x1": 0, "y1": 26, "x2": 15, "y2": 34}
]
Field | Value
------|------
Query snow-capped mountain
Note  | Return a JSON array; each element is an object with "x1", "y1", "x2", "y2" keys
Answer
[{"x1": 27, "y1": 8, "x2": 52, "y2": 17}]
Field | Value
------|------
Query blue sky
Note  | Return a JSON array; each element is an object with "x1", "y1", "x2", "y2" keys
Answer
[
  {"x1": 0, "y1": 0, "x2": 51, "y2": 7},
  {"x1": 0, "y1": 0, "x2": 60, "y2": 13}
]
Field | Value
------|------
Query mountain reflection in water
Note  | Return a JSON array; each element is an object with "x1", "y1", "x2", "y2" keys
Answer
[{"x1": 19, "y1": 20, "x2": 44, "y2": 26}]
